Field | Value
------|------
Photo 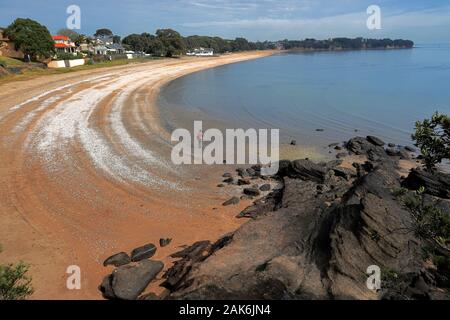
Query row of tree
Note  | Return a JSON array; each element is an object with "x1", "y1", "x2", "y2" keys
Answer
[
  {"x1": 2, "y1": 18, "x2": 415, "y2": 61},
  {"x1": 122, "y1": 30, "x2": 277, "y2": 57},
  {"x1": 278, "y1": 37, "x2": 414, "y2": 50}
]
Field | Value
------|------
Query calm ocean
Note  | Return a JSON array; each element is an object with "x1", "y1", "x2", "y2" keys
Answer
[{"x1": 158, "y1": 45, "x2": 450, "y2": 149}]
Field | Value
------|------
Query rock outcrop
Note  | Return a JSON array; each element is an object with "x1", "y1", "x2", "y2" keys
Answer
[
  {"x1": 160, "y1": 137, "x2": 448, "y2": 300},
  {"x1": 100, "y1": 260, "x2": 164, "y2": 300}
]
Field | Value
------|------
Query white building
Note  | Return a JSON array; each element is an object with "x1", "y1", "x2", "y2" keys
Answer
[{"x1": 186, "y1": 47, "x2": 214, "y2": 56}]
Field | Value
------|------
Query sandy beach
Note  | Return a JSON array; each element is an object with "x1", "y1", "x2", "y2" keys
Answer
[{"x1": 0, "y1": 51, "x2": 274, "y2": 299}]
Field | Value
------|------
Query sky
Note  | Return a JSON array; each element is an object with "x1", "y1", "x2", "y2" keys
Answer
[{"x1": 0, "y1": 0, "x2": 449, "y2": 43}]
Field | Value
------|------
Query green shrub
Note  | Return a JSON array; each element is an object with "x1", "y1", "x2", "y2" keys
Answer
[
  {"x1": 399, "y1": 187, "x2": 450, "y2": 254},
  {"x1": 0, "y1": 262, "x2": 34, "y2": 300},
  {"x1": 412, "y1": 112, "x2": 450, "y2": 171}
]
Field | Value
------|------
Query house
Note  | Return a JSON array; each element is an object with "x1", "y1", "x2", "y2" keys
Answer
[
  {"x1": 52, "y1": 35, "x2": 78, "y2": 54},
  {"x1": 93, "y1": 45, "x2": 108, "y2": 55},
  {"x1": 95, "y1": 35, "x2": 114, "y2": 46},
  {"x1": 0, "y1": 28, "x2": 24, "y2": 59},
  {"x1": 186, "y1": 47, "x2": 214, "y2": 57},
  {"x1": 106, "y1": 43, "x2": 125, "y2": 55}
]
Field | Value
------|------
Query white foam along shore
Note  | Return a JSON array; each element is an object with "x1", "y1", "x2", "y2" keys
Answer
[{"x1": 4, "y1": 53, "x2": 274, "y2": 191}]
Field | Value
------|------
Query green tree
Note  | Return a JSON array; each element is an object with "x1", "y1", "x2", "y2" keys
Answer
[
  {"x1": 0, "y1": 262, "x2": 34, "y2": 300},
  {"x1": 73, "y1": 34, "x2": 90, "y2": 46},
  {"x1": 5, "y1": 18, "x2": 55, "y2": 60},
  {"x1": 122, "y1": 34, "x2": 148, "y2": 52},
  {"x1": 113, "y1": 35, "x2": 121, "y2": 44},
  {"x1": 156, "y1": 29, "x2": 185, "y2": 57},
  {"x1": 412, "y1": 112, "x2": 450, "y2": 171},
  {"x1": 94, "y1": 28, "x2": 113, "y2": 37},
  {"x1": 57, "y1": 28, "x2": 79, "y2": 42}
]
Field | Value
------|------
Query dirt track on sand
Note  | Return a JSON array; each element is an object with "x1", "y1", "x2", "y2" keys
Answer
[{"x1": 0, "y1": 52, "x2": 274, "y2": 299}]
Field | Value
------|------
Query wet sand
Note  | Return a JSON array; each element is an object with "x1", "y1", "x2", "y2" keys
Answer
[{"x1": 0, "y1": 51, "x2": 275, "y2": 299}]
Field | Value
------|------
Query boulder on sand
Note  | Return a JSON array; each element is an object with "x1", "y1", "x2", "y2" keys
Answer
[
  {"x1": 367, "y1": 135, "x2": 385, "y2": 146},
  {"x1": 131, "y1": 243, "x2": 157, "y2": 262},
  {"x1": 99, "y1": 260, "x2": 164, "y2": 300},
  {"x1": 243, "y1": 188, "x2": 261, "y2": 197},
  {"x1": 160, "y1": 238, "x2": 172, "y2": 247},
  {"x1": 103, "y1": 252, "x2": 131, "y2": 267},
  {"x1": 223, "y1": 197, "x2": 240, "y2": 206}
]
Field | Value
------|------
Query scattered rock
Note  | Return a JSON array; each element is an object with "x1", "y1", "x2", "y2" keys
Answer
[
  {"x1": 386, "y1": 148, "x2": 399, "y2": 157},
  {"x1": 131, "y1": 243, "x2": 157, "y2": 262},
  {"x1": 217, "y1": 184, "x2": 225, "y2": 188},
  {"x1": 241, "y1": 195, "x2": 254, "y2": 201},
  {"x1": 237, "y1": 168, "x2": 250, "y2": 178},
  {"x1": 290, "y1": 140, "x2": 297, "y2": 146},
  {"x1": 246, "y1": 168, "x2": 256, "y2": 176},
  {"x1": 223, "y1": 197, "x2": 240, "y2": 206},
  {"x1": 346, "y1": 137, "x2": 388, "y2": 161},
  {"x1": 367, "y1": 135, "x2": 385, "y2": 146},
  {"x1": 223, "y1": 177, "x2": 234, "y2": 184},
  {"x1": 237, "y1": 179, "x2": 251, "y2": 186},
  {"x1": 334, "y1": 146, "x2": 343, "y2": 151},
  {"x1": 404, "y1": 146, "x2": 416, "y2": 152},
  {"x1": 223, "y1": 173, "x2": 232, "y2": 178},
  {"x1": 328, "y1": 143, "x2": 339, "y2": 148},
  {"x1": 336, "y1": 152, "x2": 347, "y2": 159},
  {"x1": 160, "y1": 238, "x2": 172, "y2": 247},
  {"x1": 316, "y1": 128, "x2": 324, "y2": 132},
  {"x1": 243, "y1": 188, "x2": 261, "y2": 197},
  {"x1": 388, "y1": 143, "x2": 396, "y2": 148},
  {"x1": 99, "y1": 260, "x2": 164, "y2": 300},
  {"x1": 259, "y1": 184, "x2": 271, "y2": 192},
  {"x1": 103, "y1": 252, "x2": 131, "y2": 267}
]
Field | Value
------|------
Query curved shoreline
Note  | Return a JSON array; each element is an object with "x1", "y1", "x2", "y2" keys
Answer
[{"x1": 0, "y1": 51, "x2": 276, "y2": 300}]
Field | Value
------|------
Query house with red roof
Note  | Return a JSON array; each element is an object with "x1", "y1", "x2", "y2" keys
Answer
[{"x1": 52, "y1": 35, "x2": 78, "y2": 54}]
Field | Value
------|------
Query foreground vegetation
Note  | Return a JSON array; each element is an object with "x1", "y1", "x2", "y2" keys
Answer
[{"x1": 0, "y1": 245, "x2": 33, "y2": 300}]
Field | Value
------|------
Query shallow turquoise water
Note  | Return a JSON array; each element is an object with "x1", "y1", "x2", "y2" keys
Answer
[{"x1": 158, "y1": 45, "x2": 450, "y2": 148}]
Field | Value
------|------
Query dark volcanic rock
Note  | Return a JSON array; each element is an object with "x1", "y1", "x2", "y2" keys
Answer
[
  {"x1": 223, "y1": 173, "x2": 232, "y2": 178},
  {"x1": 223, "y1": 197, "x2": 240, "y2": 206},
  {"x1": 287, "y1": 159, "x2": 330, "y2": 183},
  {"x1": 405, "y1": 146, "x2": 416, "y2": 152},
  {"x1": 103, "y1": 252, "x2": 131, "y2": 267},
  {"x1": 259, "y1": 184, "x2": 271, "y2": 192},
  {"x1": 237, "y1": 168, "x2": 250, "y2": 178},
  {"x1": 388, "y1": 143, "x2": 396, "y2": 148},
  {"x1": 402, "y1": 168, "x2": 450, "y2": 199},
  {"x1": 160, "y1": 238, "x2": 172, "y2": 247},
  {"x1": 346, "y1": 137, "x2": 388, "y2": 161},
  {"x1": 237, "y1": 189, "x2": 283, "y2": 219},
  {"x1": 223, "y1": 177, "x2": 234, "y2": 184},
  {"x1": 131, "y1": 243, "x2": 157, "y2": 262},
  {"x1": 336, "y1": 152, "x2": 347, "y2": 159},
  {"x1": 290, "y1": 140, "x2": 297, "y2": 146},
  {"x1": 100, "y1": 260, "x2": 164, "y2": 300},
  {"x1": 237, "y1": 179, "x2": 251, "y2": 186},
  {"x1": 367, "y1": 135, "x2": 385, "y2": 146},
  {"x1": 243, "y1": 188, "x2": 261, "y2": 197},
  {"x1": 333, "y1": 167, "x2": 356, "y2": 181},
  {"x1": 165, "y1": 154, "x2": 440, "y2": 300}
]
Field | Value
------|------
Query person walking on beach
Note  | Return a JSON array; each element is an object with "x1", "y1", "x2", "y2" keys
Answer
[{"x1": 196, "y1": 129, "x2": 204, "y2": 149}]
